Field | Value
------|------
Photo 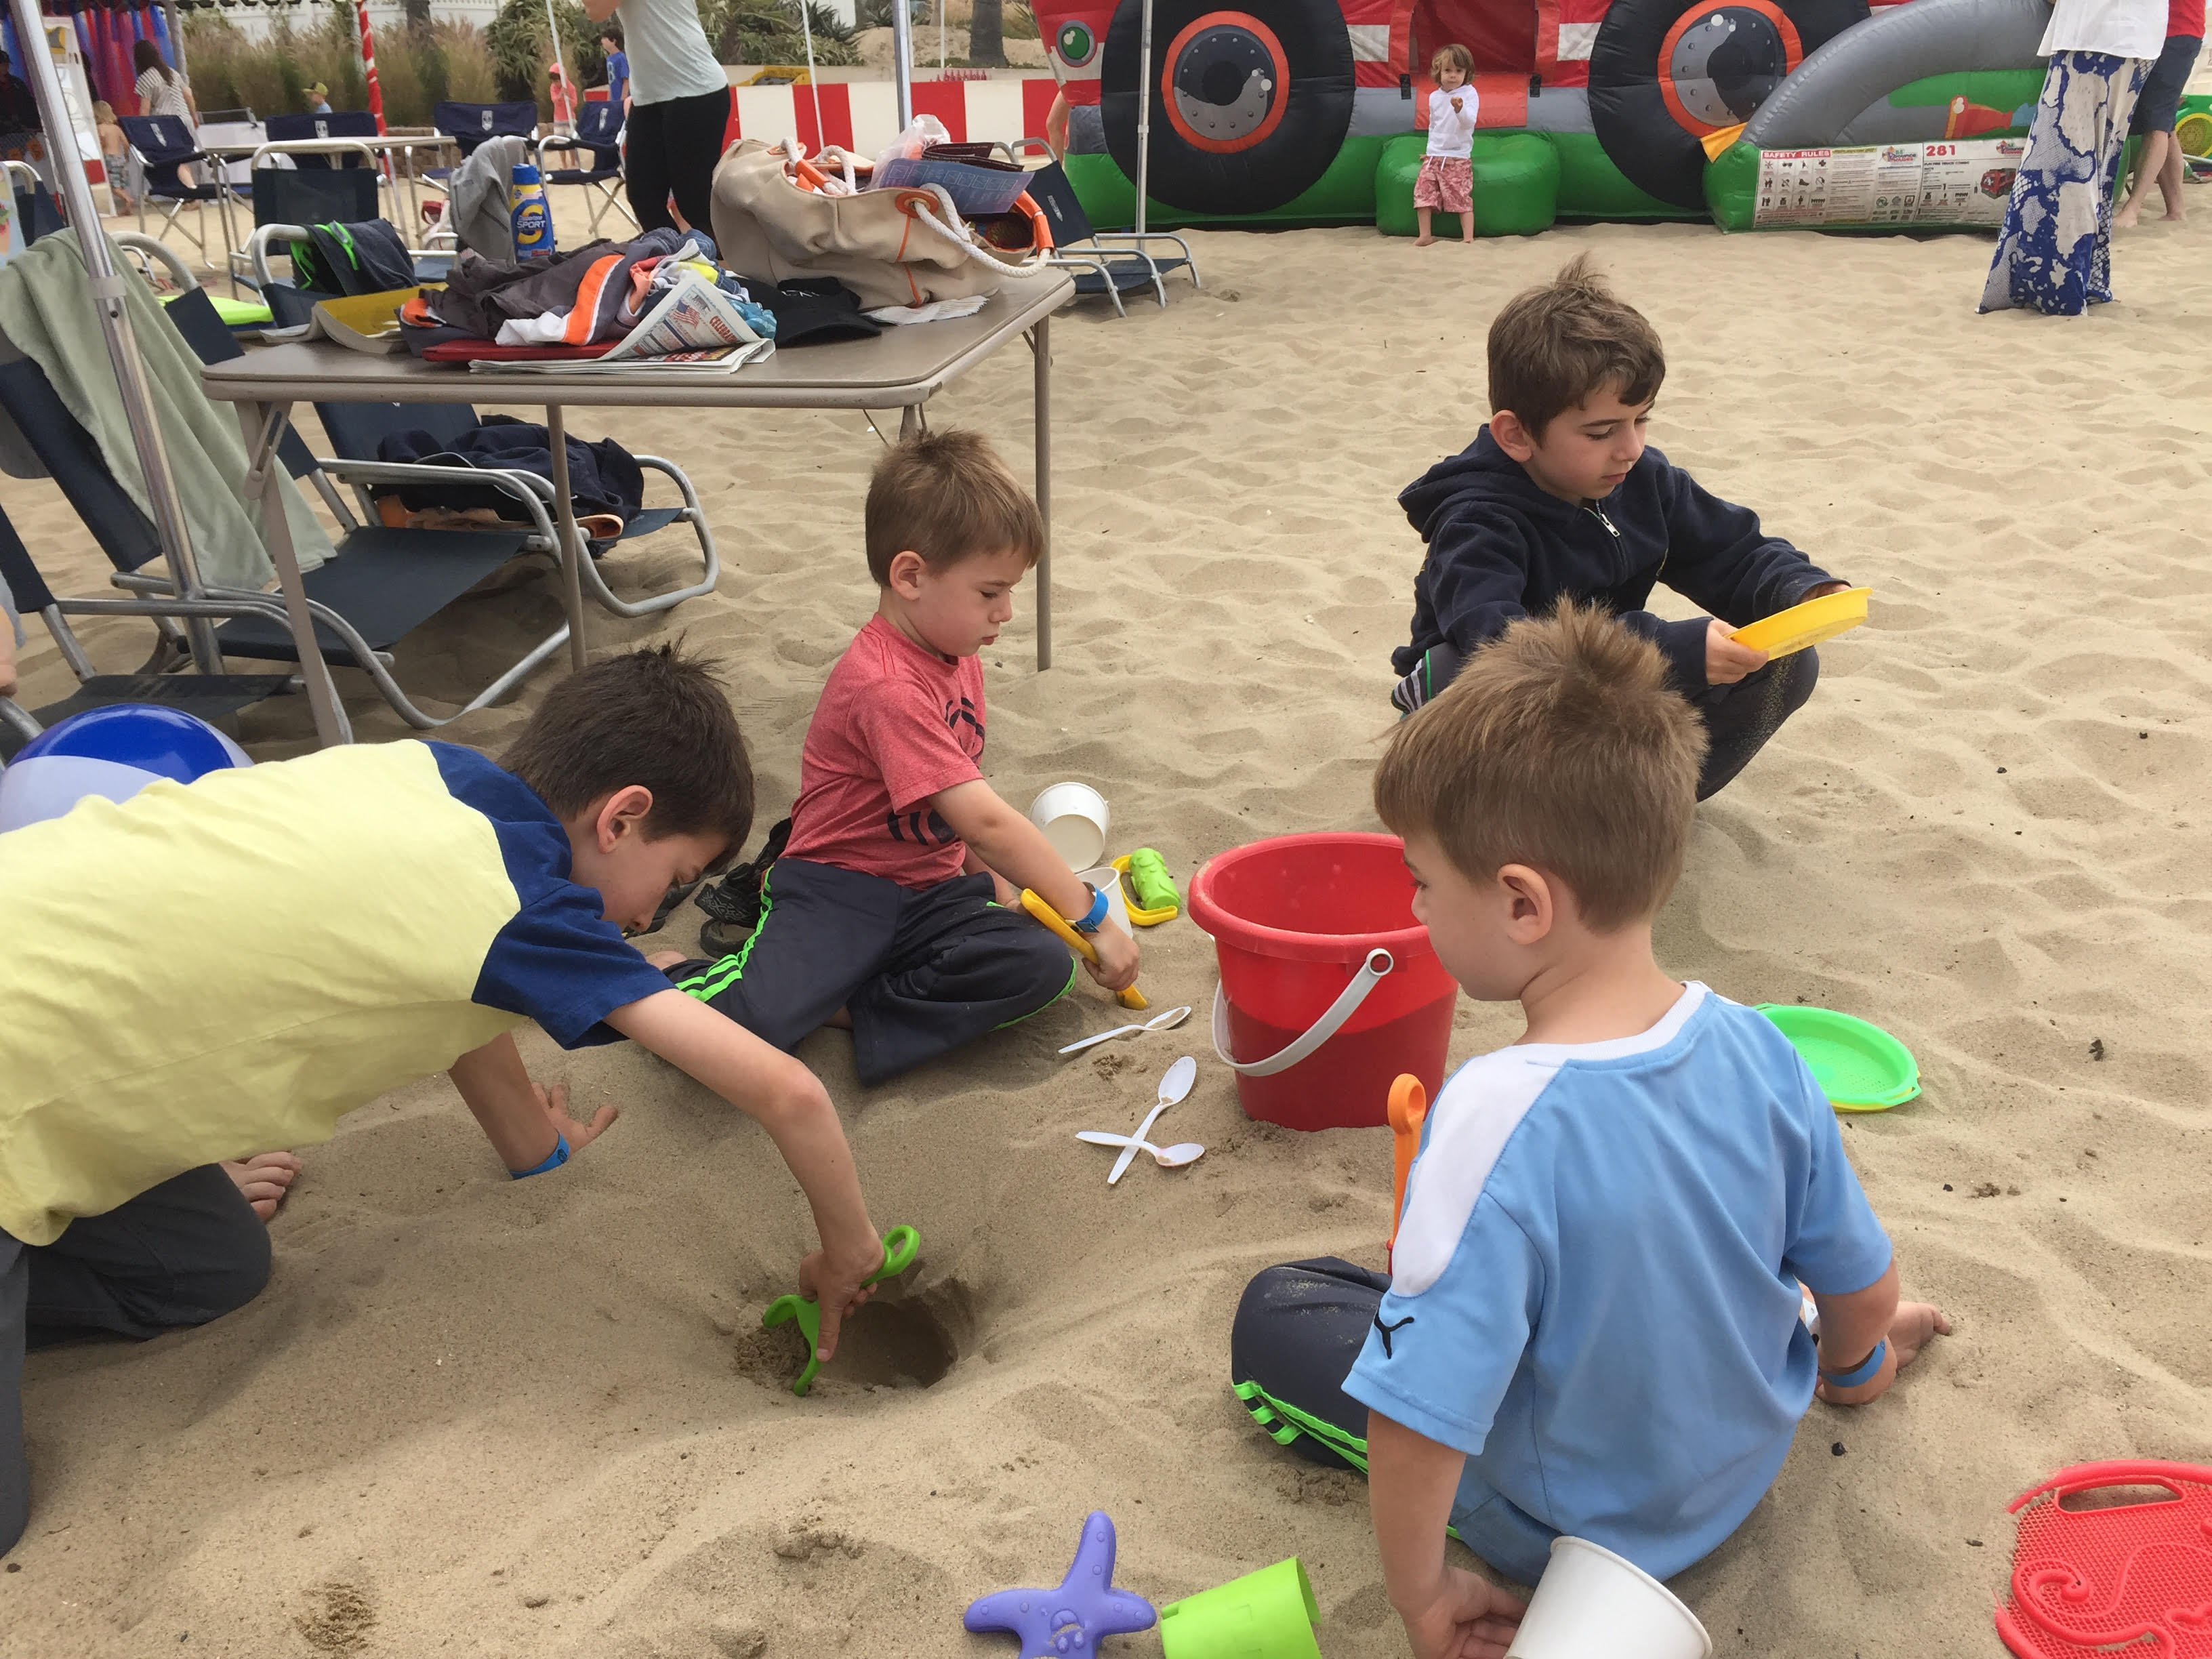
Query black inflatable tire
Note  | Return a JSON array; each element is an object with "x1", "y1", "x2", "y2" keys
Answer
[
  {"x1": 1589, "y1": 0, "x2": 1868, "y2": 211},
  {"x1": 1101, "y1": 0, "x2": 1353, "y2": 216}
]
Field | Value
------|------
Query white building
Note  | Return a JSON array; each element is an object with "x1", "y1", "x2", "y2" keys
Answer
[{"x1": 192, "y1": 0, "x2": 502, "y2": 44}]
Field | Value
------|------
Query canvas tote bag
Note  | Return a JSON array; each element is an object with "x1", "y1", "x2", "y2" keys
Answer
[{"x1": 709, "y1": 140, "x2": 1054, "y2": 312}]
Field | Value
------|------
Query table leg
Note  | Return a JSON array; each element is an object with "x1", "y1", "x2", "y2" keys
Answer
[
  {"x1": 546, "y1": 403, "x2": 590, "y2": 672},
  {"x1": 899, "y1": 405, "x2": 920, "y2": 441},
  {"x1": 235, "y1": 400, "x2": 349, "y2": 747},
  {"x1": 1032, "y1": 314, "x2": 1052, "y2": 672}
]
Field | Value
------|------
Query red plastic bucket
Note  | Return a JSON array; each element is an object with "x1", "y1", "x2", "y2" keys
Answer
[{"x1": 1187, "y1": 832, "x2": 1458, "y2": 1131}]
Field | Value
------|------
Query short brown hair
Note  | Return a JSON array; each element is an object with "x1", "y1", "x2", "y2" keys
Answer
[
  {"x1": 502, "y1": 644, "x2": 754, "y2": 858},
  {"x1": 1488, "y1": 254, "x2": 1666, "y2": 442},
  {"x1": 1372, "y1": 600, "x2": 1704, "y2": 930},
  {"x1": 1430, "y1": 42, "x2": 1474, "y2": 78},
  {"x1": 865, "y1": 428, "x2": 1045, "y2": 585}
]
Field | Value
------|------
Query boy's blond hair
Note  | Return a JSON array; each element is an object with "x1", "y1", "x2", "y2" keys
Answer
[
  {"x1": 1373, "y1": 600, "x2": 1704, "y2": 930},
  {"x1": 1488, "y1": 253, "x2": 1666, "y2": 441},
  {"x1": 865, "y1": 429, "x2": 1045, "y2": 586},
  {"x1": 1430, "y1": 42, "x2": 1475, "y2": 79}
]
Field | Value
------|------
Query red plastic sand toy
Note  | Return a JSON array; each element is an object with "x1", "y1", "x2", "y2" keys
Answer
[{"x1": 1997, "y1": 1460, "x2": 2212, "y2": 1657}]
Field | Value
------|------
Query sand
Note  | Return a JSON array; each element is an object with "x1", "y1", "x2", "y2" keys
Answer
[{"x1": 3, "y1": 173, "x2": 2212, "y2": 1658}]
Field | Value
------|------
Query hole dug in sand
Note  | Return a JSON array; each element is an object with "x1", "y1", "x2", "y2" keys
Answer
[{"x1": 734, "y1": 1282, "x2": 971, "y2": 1393}]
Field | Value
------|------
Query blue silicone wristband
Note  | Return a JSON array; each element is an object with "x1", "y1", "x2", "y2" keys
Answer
[
  {"x1": 509, "y1": 1130, "x2": 570, "y2": 1179},
  {"x1": 1070, "y1": 882, "x2": 1110, "y2": 934},
  {"x1": 1819, "y1": 1337, "x2": 1887, "y2": 1389}
]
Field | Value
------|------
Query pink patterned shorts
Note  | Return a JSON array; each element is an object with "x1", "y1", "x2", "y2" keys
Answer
[{"x1": 1414, "y1": 155, "x2": 1473, "y2": 215}]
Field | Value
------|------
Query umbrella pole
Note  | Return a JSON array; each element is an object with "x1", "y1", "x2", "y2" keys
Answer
[
  {"x1": 6, "y1": 0, "x2": 220, "y2": 676},
  {"x1": 1134, "y1": 0, "x2": 1151, "y2": 234},
  {"x1": 892, "y1": 0, "x2": 914, "y2": 127},
  {"x1": 542, "y1": 0, "x2": 568, "y2": 127}
]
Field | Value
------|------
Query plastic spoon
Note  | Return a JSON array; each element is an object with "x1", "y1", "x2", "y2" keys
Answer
[
  {"x1": 1059, "y1": 1004, "x2": 1193, "y2": 1056},
  {"x1": 1109, "y1": 1055, "x2": 1196, "y2": 1185},
  {"x1": 1076, "y1": 1130, "x2": 1206, "y2": 1169}
]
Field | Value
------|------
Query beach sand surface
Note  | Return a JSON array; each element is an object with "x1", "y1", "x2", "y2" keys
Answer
[{"x1": 1, "y1": 180, "x2": 2209, "y2": 1656}]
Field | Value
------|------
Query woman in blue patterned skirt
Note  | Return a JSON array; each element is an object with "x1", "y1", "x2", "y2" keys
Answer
[{"x1": 1980, "y1": 0, "x2": 2167, "y2": 316}]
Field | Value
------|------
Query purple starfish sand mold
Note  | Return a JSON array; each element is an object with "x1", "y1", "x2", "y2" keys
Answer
[{"x1": 962, "y1": 1511, "x2": 1158, "y2": 1659}]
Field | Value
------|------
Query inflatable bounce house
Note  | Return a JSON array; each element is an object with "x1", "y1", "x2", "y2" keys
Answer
[{"x1": 1033, "y1": 0, "x2": 2211, "y2": 234}]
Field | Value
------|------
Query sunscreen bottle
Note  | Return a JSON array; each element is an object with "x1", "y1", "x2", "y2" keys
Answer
[{"x1": 510, "y1": 162, "x2": 554, "y2": 256}]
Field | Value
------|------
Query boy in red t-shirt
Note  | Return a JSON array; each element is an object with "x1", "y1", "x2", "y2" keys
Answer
[{"x1": 651, "y1": 431, "x2": 1139, "y2": 1084}]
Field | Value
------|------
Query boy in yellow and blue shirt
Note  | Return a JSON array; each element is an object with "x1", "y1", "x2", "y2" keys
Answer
[{"x1": 0, "y1": 648, "x2": 888, "y2": 1557}]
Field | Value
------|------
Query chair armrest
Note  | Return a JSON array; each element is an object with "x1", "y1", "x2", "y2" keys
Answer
[
  {"x1": 1092, "y1": 231, "x2": 1194, "y2": 260},
  {"x1": 313, "y1": 458, "x2": 560, "y2": 543}
]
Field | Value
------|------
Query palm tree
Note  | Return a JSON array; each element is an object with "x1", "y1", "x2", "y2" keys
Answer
[{"x1": 969, "y1": 0, "x2": 1005, "y2": 66}]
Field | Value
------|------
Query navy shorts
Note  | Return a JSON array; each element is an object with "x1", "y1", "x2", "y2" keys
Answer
[{"x1": 2132, "y1": 34, "x2": 2203, "y2": 134}]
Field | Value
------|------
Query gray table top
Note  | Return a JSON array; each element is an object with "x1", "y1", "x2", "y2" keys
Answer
[{"x1": 199, "y1": 273, "x2": 1073, "y2": 410}]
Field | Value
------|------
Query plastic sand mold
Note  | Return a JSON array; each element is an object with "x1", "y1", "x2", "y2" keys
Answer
[
  {"x1": 1757, "y1": 1004, "x2": 1919, "y2": 1111},
  {"x1": 760, "y1": 1225, "x2": 920, "y2": 1396},
  {"x1": 1996, "y1": 1460, "x2": 2212, "y2": 1658},
  {"x1": 1732, "y1": 586, "x2": 1870, "y2": 658}
]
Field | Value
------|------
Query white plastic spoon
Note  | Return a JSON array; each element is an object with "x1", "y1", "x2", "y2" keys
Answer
[
  {"x1": 1059, "y1": 1004, "x2": 1193, "y2": 1057},
  {"x1": 1076, "y1": 1130, "x2": 1206, "y2": 1169},
  {"x1": 1109, "y1": 1055, "x2": 1197, "y2": 1185}
]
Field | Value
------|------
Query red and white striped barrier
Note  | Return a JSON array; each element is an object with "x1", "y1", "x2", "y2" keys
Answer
[{"x1": 719, "y1": 76, "x2": 1065, "y2": 157}]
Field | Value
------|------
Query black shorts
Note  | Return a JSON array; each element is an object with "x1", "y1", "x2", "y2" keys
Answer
[{"x1": 2132, "y1": 34, "x2": 2202, "y2": 134}]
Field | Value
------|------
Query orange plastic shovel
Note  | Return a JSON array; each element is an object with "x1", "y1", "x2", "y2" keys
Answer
[{"x1": 1388, "y1": 1074, "x2": 1429, "y2": 1257}]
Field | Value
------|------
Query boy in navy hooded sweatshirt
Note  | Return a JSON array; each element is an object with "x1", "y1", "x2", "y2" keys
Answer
[{"x1": 1392, "y1": 255, "x2": 1851, "y2": 799}]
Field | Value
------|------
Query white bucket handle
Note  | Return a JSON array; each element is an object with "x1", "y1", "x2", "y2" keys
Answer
[{"x1": 1210, "y1": 947, "x2": 1395, "y2": 1078}]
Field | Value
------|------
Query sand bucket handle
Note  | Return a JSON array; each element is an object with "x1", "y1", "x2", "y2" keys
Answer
[{"x1": 1210, "y1": 948, "x2": 1395, "y2": 1078}]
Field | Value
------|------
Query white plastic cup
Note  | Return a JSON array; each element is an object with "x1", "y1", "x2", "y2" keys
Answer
[
  {"x1": 1504, "y1": 1537, "x2": 1712, "y2": 1659},
  {"x1": 1028, "y1": 781, "x2": 1109, "y2": 871}
]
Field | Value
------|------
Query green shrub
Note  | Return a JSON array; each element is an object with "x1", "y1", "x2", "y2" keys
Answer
[
  {"x1": 182, "y1": 8, "x2": 498, "y2": 127},
  {"x1": 707, "y1": 0, "x2": 859, "y2": 67}
]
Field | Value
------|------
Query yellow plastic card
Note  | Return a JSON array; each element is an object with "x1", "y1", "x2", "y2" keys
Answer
[{"x1": 1732, "y1": 586, "x2": 1870, "y2": 659}]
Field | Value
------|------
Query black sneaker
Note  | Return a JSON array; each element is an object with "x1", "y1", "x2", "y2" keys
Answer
[{"x1": 693, "y1": 816, "x2": 790, "y2": 958}]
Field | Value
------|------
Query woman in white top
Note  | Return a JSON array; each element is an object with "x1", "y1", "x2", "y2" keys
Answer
[
  {"x1": 131, "y1": 38, "x2": 193, "y2": 127},
  {"x1": 583, "y1": 0, "x2": 726, "y2": 232},
  {"x1": 1979, "y1": 0, "x2": 2167, "y2": 314}
]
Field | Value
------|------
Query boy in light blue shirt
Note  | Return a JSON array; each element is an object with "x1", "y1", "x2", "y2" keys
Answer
[{"x1": 1227, "y1": 601, "x2": 1946, "y2": 1658}]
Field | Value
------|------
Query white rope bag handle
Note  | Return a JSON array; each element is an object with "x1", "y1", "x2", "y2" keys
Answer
[
  {"x1": 1210, "y1": 947, "x2": 1395, "y2": 1078},
  {"x1": 901, "y1": 187, "x2": 1054, "y2": 279}
]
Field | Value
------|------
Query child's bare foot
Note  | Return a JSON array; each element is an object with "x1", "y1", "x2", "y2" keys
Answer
[
  {"x1": 1415, "y1": 233, "x2": 1435, "y2": 247},
  {"x1": 223, "y1": 1151, "x2": 302, "y2": 1222},
  {"x1": 2163, "y1": 207, "x2": 2186, "y2": 223},
  {"x1": 2114, "y1": 206, "x2": 2141, "y2": 230},
  {"x1": 1888, "y1": 1300, "x2": 1950, "y2": 1372}
]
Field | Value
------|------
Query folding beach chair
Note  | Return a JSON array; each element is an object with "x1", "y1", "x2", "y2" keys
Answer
[
  {"x1": 310, "y1": 396, "x2": 719, "y2": 622},
  {"x1": 0, "y1": 287, "x2": 573, "y2": 735},
  {"x1": 5, "y1": 159, "x2": 62, "y2": 246},
  {"x1": 119, "y1": 115, "x2": 233, "y2": 262},
  {"x1": 426, "y1": 101, "x2": 541, "y2": 192},
  {"x1": 264, "y1": 111, "x2": 381, "y2": 167},
  {"x1": 0, "y1": 496, "x2": 295, "y2": 760},
  {"x1": 1023, "y1": 161, "x2": 1200, "y2": 316},
  {"x1": 537, "y1": 101, "x2": 635, "y2": 237}
]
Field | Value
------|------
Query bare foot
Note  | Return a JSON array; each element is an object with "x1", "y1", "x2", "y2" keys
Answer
[
  {"x1": 1888, "y1": 1300, "x2": 1950, "y2": 1372},
  {"x1": 223, "y1": 1151, "x2": 302, "y2": 1223},
  {"x1": 2163, "y1": 208, "x2": 2186, "y2": 223},
  {"x1": 1414, "y1": 234, "x2": 1435, "y2": 247},
  {"x1": 644, "y1": 947, "x2": 687, "y2": 969},
  {"x1": 2114, "y1": 207, "x2": 2141, "y2": 230}
]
